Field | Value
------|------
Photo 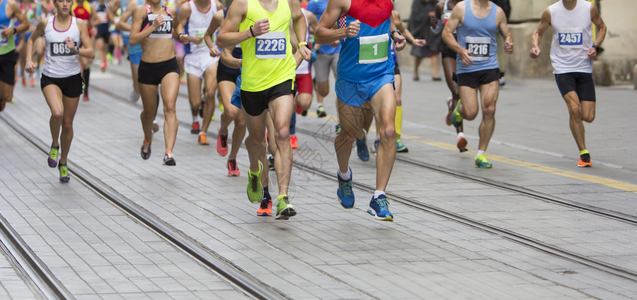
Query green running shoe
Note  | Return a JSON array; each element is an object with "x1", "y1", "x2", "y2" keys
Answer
[
  {"x1": 48, "y1": 146, "x2": 59, "y2": 168},
  {"x1": 247, "y1": 162, "x2": 263, "y2": 203},
  {"x1": 396, "y1": 139, "x2": 409, "y2": 153},
  {"x1": 59, "y1": 164, "x2": 70, "y2": 182},
  {"x1": 475, "y1": 154, "x2": 492, "y2": 168},
  {"x1": 449, "y1": 99, "x2": 463, "y2": 128},
  {"x1": 275, "y1": 194, "x2": 296, "y2": 220}
]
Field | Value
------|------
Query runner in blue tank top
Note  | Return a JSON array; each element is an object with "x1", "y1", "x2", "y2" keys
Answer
[
  {"x1": 442, "y1": 0, "x2": 513, "y2": 168},
  {"x1": 315, "y1": 0, "x2": 406, "y2": 222},
  {"x1": 0, "y1": 0, "x2": 29, "y2": 112}
]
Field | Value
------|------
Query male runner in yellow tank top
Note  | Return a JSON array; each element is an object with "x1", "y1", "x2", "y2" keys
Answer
[{"x1": 217, "y1": 0, "x2": 310, "y2": 220}]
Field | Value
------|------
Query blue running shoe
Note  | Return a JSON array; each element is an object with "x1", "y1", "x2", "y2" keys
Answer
[
  {"x1": 337, "y1": 168, "x2": 355, "y2": 208},
  {"x1": 367, "y1": 194, "x2": 393, "y2": 221},
  {"x1": 356, "y1": 134, "x2": 369, "y2": 161}
]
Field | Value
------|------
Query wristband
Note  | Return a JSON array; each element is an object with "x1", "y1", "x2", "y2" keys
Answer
[
  {"x1": 592, "y1": 45, "x2": 599, "y2": 51},
  {"x1": 391, "y1": 30, "x2": 402, "y2": 39},
  {"x1": 12, "y1": 28, "x2": 16, "y2": 34},
  {"x1": 178, "y1": 33, "x2": 186, "y2": 37},
  {"x1": 298, "y1": 42, "x2": 307, "y2": 48},
  {"x1": 249, "y1": 26, "x2": 255, "y2": 37}
]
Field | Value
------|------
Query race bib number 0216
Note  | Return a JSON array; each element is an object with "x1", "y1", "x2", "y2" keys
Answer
[
  {"x1": 558, "y1": 27, "x2": 583, "y2": 49},
  {"x1": 358, "y1": 34, "x2": 389, "y2": 65},
  {"x1": 50, "y1": 41, "x2": 78, "y2": 56},
  {"x1": 255, "y1": 31, "x2": 286, "y2": 59},
  {"x1": 465, "y1": 36, "x2": 490, "y2": 61}
]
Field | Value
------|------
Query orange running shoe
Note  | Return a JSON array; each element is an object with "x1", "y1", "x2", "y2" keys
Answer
[
  {"x1": 29, "y1": 77, "x2": 35, "y2": 87},
  {"x1": 457, "y1": 135, "x2": 468, "y2": 151},
  {"x1": 257, "y1": 197, "x2": 272, "y2": 216},
  {"x1": 100, "y1": 60, "x2": 108, "y2": 72},
  {"x1": 227, "y1": 159, "x2": 240, "y2": 176},
  {"x1": 198, "y1": 133, "x2": 210, "y2": 145},
  {"x1": 290, "y1": 135, "x2": 298, "y2": 149},
  {"x1": 578, "y1": 153, "x2": 592, "y2": 167}
]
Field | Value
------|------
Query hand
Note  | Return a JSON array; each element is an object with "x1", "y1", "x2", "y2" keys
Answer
[
  {"x1": 587, "y1": 47, "x2": 597, "y2": 60},
  {"x1": 1, "y1": 25, "x2": 12, "y2": 38},
  {"x1": 394, "y1": 34, "x2": 407, "y2": 52},
  {"x1": 330, "y1": 40, "x2": 340, "y2": 47},
  {"x1": 65, "y1": 37, "x2": 75, "y2": 53},
  {"x1": 209, "y1": 45, "x2": 220, "y2": 57},
  {"x1": 299, "y1": 44, "x2": 312, "y2": 61},
  {"x1": 25, "y1": 60, "x2": 35, "y2": 74},
  {"x1": 191, "y1": 36, "x2": 204, "y2": 44},
  {"x1": 504, "y1": 40, "x2": 514, "y2": 54},
  {"x1": 152, "y1": 15, "x2": 165, "y2": 29},
  {"x1": 252, "y1": 18, "x2": 270, "y2": 36},
  {"x1": 460, "y1": 49, "x2": 473, "y2": 66},
  {"x1": 178, "y1": 33, "x2": 189, "y2": 44},
  {"x1": 413, "y1": 38, "x2": 426, "y2": 47},
  {"x1": 529, "y1": 47, "x2": 541, "y2": 59},
  {"x1": 345, "y1": 20, "x2": 360, "y2": 38}
]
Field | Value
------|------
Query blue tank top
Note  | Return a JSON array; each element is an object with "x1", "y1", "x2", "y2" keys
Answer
[
  {"x1": 337, "y1": 15, "x2": 394, "y2": 83},
  {"x1": 127, "y1": 0, "x2": 145, "y2": 54},
  {"x1": 456, "y1": 0, "x2": 499, "y2": 74},
  {"x1": 96, "y1": 3, "x2": 110, "y2": 32},
  {"x1": 0, "y1": 0, "x2": 15, "y2": 54}
]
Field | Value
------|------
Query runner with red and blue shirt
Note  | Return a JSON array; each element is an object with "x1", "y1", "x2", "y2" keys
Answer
[{"x1": 315, "y1": 0, "x2": 406, "y2": 221}]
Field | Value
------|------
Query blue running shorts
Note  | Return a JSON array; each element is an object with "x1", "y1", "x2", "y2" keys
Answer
[
  {"x1": 335, "y1": 74, "x2": 394, "y2": 107},
  {"x1": 231, "y1": 75, "x2": 242, "y2": 109},
  {"x1": 128, "y1": 52, "x2": 142, "y2": 65}
]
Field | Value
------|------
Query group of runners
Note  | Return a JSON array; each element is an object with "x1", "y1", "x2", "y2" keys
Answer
[{"x1": 1, "y1": 0, "x2": 606, "y2": 222}]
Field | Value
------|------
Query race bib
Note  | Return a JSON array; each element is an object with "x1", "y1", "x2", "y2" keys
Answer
[
  {"x1": 443, "y1": 12, "x2": 451, "y2": 26},
  {"x1": 255, "y1": 31, "x2": 286, "y2": 59},
  {"x1": 97, "y1": 11, "x2": 108, "y2": 23},
  {"x1": 466, "y1": 36, "x2": 490, "y2": 61},
  {"x1": 558, "y1": 28, "x2": 583, "y2": 49},
  {"x1": 50, "y1": 41, "x2": 77, "y2": 56},
  {"x1": 0, "y1": 35, "x2": 7, "y2": 47},
  {"x1": 148, "y1": 14, "x2": 173, "y2": 38},
  {"x1": 358, "y1": 34, "x2": 389, "y2": 64}
]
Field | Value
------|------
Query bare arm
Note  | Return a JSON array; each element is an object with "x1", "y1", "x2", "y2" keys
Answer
[
  {"x1": 442, "y1": 2, "x2": 473, "y2": 66},
  {"x1": 110, "y1": 0, "x2": 121, "y2": 14},
  {"x1": 497, "y1": 7, "x2": 513, "y2": 54},
  {"x1": 176, "y1": 2, "x2": 191, "y2": 43},
  {"x1": 77, "y1": 19, "x2": 96, "y2": 58},
  {"x1": 216, "y1": 0, "x2": 252, "y2": 49},
  {"x1": 588, "y1": 3, "x2": 605, "y2": 60},
  {"x1": 6, "y1": 1, "x2": 29, "y2": 35},
  {"x1": 305, "y1": 10, "x2": 318, "y2": 35},
  {"x1": 289, "y1": 0, "x2": 310, "y2": 60},
  {"x1": 116, "y1": 0, "x2": 136, "y2": 32},
  {"x1": 220, "y1": 47, "x2": 242, "y2": 68},
  {"x1": 393, "y1": 10, "x2": 424, "y2": 46},
  {"x1": 314, "y1": 0, "x2": 348, "y2": 45},
  {"x1": 129, "y1": 5, "x2": 162, "y2": 46},
  {"x1": 25, "y1": 18, "x2": 47, "y2": 73},
  {"x1": 530, "y1": 8, "x2": 550, "y2": 59},
  {"x1": 204, "y1": 10, "x2": 223, "y2": 57}
]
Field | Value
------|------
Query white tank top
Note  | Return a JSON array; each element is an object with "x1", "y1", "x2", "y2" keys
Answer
[
  {"x1": 186, "y1": 0, "x2": 216, "y2": 54},
  {"x1": 43, "y1": 16, "x2": 81, "y2": 78},
  {"x1": 549, "y1": 0, "x2": 593, "y2": 74},
  {"x1": 295, "y1": 9, "x2": 310, "y2": 75}
]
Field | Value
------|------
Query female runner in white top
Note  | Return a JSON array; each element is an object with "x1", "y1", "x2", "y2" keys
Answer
[{"x1": 24, "y1": 0, "x2": 94, "y2": 182}]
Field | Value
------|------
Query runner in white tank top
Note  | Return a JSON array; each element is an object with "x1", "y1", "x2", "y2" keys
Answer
[
  {"x1": 24, "y1": 0, "x2": 94, "y2": 182},
  {"x1": 530, "y1": 0, "x2": 606, "y2": 167},
  {"x1": 176, "y1": 0, "x2": 222, "y2": 145}
]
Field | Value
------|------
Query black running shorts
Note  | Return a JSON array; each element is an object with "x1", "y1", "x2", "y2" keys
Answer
[
  {"x1": 0, "y1": 50, "x2": 18, "y2": 85},
  {"x1": 241, "y1": 79, "x2": 294, "y2": 116},
  {"x1": 138, "y1": 57, "x2": 180, "y2": 85},
  {"x1": 457, "y1": 68, "x2": 500, "y2": 89},
  {"x1": 441, "y1": 43, "x2": 457, "y2": 60},
  {"x1": 217, "y1": 68, "x2": 240, "y2": 84},
  {"x1": 555, "y1": 72, "x2": 596, "y2": 101},
  {"x1": 41, "y1": 73, "x2": 83, "y2": 98}
]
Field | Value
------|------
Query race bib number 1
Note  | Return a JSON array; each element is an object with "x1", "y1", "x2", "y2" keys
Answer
[
  {"x1": 465, "y1": 36, "x2": 490, "y2": 61},
  {"x1": 558, "y1": 28, "x2": 583, "y2": 48},
  {"x1": 255, "y1": 31, "x2": 286, "y2": 59},
  {"x1": 358, "y1": 34, "x2": 389, "y2": 64}
]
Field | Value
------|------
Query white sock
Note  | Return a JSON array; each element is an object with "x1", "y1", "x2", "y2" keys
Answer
[
  {"x1": 458, "y1": 132, "x2": 465, "y2": 139},
  {"x1": 476, "y1": 150, "x2": 485, "y2": 158},
  {"x1": 193, "y1": 116, "x2": 199, "y2": 123},
  {"x1": 338, "y1": 168, "x2": 352, "y2": 181},
  {"x1": 318, "y1": 103, "x2": 323, "y2": 108},
  {"x1": 373, "y1": 190, "x2": 385, "y2": 199}
]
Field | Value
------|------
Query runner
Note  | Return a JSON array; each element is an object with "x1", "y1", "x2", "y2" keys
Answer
[
  {"x1": 530, "y1": 0, "x2": 606, "y2": 167},
  {"x1": 442, "y1": 0, "x2": 513, "y2": 168},
  {"x1": 108, "y1": 7, "x2": 123, "y2": 65},
  {"x1": 24, "y1": 0, "x2": 93, "y2": 182},
  {"x1": 206, "y1": 8, "x2": 245, "y2": 176},
  {"x1": 0, "y1": 0, "x2": 29, "y2": 112},
  {"x1": 315, "y1": 0, "x2": 406, "y2": 221},
  {"x1": 176, "y1": 0, "x2": 222, "y2": 144},
  {"x1": 130, "y1": 0, "x2": 181, "y2": 165},
  {"x1": 431, "y1": 0, "x2": 467, "y2": 152},
  {"x1": 217, "y1": 0, "x2": 311, "y2": 220},
  {"x1": 72, "y1": 0, "x2": 97, "y2": 101},
  {"x1": 95, "y1": 0, "x2": 114, "y2": 72},
  {"x1": 17, "y1": 0, "x2": 37, "y2": 87},
  {"x1": 305, "y1": 0, "x2": 338, "y2": 118}
]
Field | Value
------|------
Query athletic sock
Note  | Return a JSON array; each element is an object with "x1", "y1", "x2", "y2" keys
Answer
[
  {"x1": 193, "y1": 116, "x2": 199, "y2": 123},
  {"x1": 458, "y1": 132, "x2": 465, "y2": 139},
  {"x1": 338, "y1": 168, "x2": 352, "y2": 181},
  {"x1": 373, "y1": 190, "x2": 385, "y2": 199},
  {"x1": 476, "y1": 150, "x2": 485, "y2": 158},
  {"x1": 395, "y1": 105, "x2": 403, "y2": 138},
  {"x1": 580, "y1": 149, "x2": 589, "y2": 156},
  {"x1": 263, "y1": 186, "x2": 271, "y2": 200}
]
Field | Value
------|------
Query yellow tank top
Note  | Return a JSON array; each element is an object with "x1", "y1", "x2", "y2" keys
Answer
[{"x1": 239, "y1": 0, "x2": 296, "y2": 92}]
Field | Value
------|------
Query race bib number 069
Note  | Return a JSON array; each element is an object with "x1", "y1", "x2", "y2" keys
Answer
[
  {"x1": 558, "y1": 27, "x2": 583, "y2": 48},
  {"x1": 465, "y1": 36, "x2": 490, "y2": 61},
  {"x1": 255, "y1": 31, "x2": 286, "y2": 59}
]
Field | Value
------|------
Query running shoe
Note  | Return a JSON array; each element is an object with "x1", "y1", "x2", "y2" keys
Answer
[
  {"x1": 457, "y1": 135, "x2": 468, "y2": 152},
  {"x1": 21, "y1": 77, "x2": 26, "y2": 87},
  {"x1": 29, "y1": 77, "x2": 35, "y2": 87},
  {"x1": 275, "y1": 195, "x2": 296, "y2": 220},
  {"x1": 247, "y1": 162, "x2": 263, "y2": 203},
  {"x1": 152, "y1": 120, "x2": 159, "y2": 133},
  {"x1": 445, "y1": 98, "x2": 453, "y2": 126},
  {"x1": 227, "y1": 159, "x2": 240, "y2": 176},
  {"x1": 257, "y1": 197, "x2": 272, "y2": 216},
  {"x1": 58, "y1": 164, "x2": 70, "y2": 183},
  {"x1": 100, "y1": 61, "x2": 108, "y2": 72},
  {"x1": 367, "y1": 194, "x2": 393, "y2": 221},
  {"x1": 82, "y1": 92, "x2": 89, "y2": 102},
  {"x1": 317, "y1": 105, "x2": 326, "y2": 118},
  {"x1": 337, "y1": 168, "x2": 355, "y2": 209},
  {"x1": 48, "y1": 146, "x2": 59, "y2": 168},
  {"x1": 191, "y1": 121, "x2": 200, "y2": 134},
  {"x1": 396, "y1": 139, "x2": 409, "y2": 153},
  {"x1": 578, "y1": 153, "x2": 592, "y2": 167},
  {"x1": 219, "y1": 103, "x2": 224, "y2": 111},
  {"x1": 449, "y1": 99, "x2": 463, "y2": 128},
  {"x1": 290, "y1": 135, "x2": 299, "y2": 149},
  {"x1": 198, "y1": 133, "x2": 210, "y2": 145},
  {"x1": 335, "y1": 123, "x2": 341, "y2": 135},
  {"x1": 106, "y1": 53, "x2": 113, "y2": 63},
  {"x1": 130, "y1": 90, "x2": 140, "y2": 103},
  {"x1": 475, "y1": 154, "x2": 492, "y2": 168},
  {"x1": 163, "y1": 153, "x2": 176, "y2": 166},
  {"x1": 140, "y1": 138, "x2": 152, "y2": 160},
  {"x1": 0, "y1": 99, "x2": 5, "y2": 112},
  {"x1": 267, "y1": 155, "x2": 275, "y2": 171},
  {"x1": 355, "y1": 134, "x2": 369, "y2": 161},
  {"x1": 373, "y1": 138, "x2": 380, "y2": 156},
  {"x1": 216, "y1": 129, "x2": 228, "y2": 155}
]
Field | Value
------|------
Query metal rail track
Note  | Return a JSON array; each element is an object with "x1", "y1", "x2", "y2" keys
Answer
[{"x1": 0, "y1": 114, "x2": 288, "y2": 300}]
